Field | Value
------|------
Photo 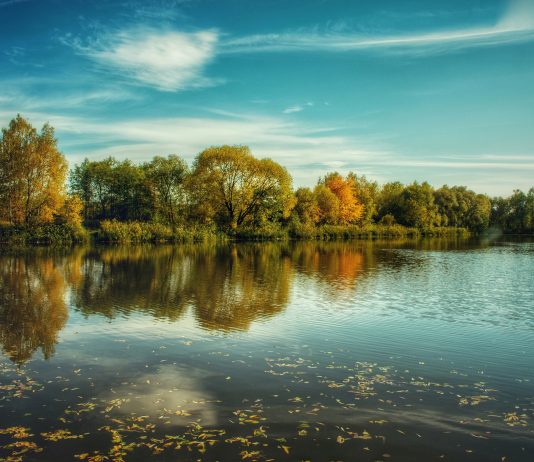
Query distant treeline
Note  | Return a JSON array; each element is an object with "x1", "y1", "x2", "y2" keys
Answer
[{"x1": 0, "y1": 115, "x2": 533, "y2": 243}]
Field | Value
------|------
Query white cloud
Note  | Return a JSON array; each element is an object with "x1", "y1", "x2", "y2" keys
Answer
[
  {"x1": 69, "y1": 28, "x2": 220, "y2": 91},
  {"x1": 283, "y1": 105, "x2": 304, "y2": 114},
  {"x1": 499, "y1": 0, "x2": 534, "y2": 31},
  {"x1": 0, "y1": 109, "x2": 385, "y2": 186},
  {"x1": 222, "y1": 0, "x2": 534, "y2": 55},
  {"x1": 283, "y1": 102, "x2": 314, "y2": 114}
]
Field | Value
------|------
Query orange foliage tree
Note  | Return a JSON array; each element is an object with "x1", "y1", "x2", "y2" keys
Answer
[{"x1": 322, "y1": 172, "x2": 364, "y2": 224}]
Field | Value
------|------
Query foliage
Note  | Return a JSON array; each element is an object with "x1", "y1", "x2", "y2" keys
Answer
[
  {"x1": 142, "y1": 155, "x2": 189, "y2": 226},
  {"x1": 491, "y1": 188, "x2": 534, "y2": 233},
  {"x1": 0, "y1": 223, "x2": 88, "y2": 245},
  {"x1": 190, "y1": 145, "x2": 294, "y2": 231},
  {"x1": 98, "y1": 219, "x2": 222, "y2": 243},
  {"x1": 2, "y1": 115, "x2": 533, "y2": 245},
  {"x1": 69, "y1": 157, "x2": 154, "y2": 223},
  {"x1": 348, "y1": 172, "x2": 379, "y2": 224},
  {"x1": 322, "y1": 172, "x2": 364, "y2": 224},
  {"x1": 293, "y1": 187, "x2": 320, "y2": 225},
  {"x1": 0, "y1": 115, "x2": 68, "y2": 225},
  {"x1": 435, "y1": 185, "x2": 491, "y2": 232},
  {"x1": 57, "y1": 194, "x2": 84, "y2": 228}
]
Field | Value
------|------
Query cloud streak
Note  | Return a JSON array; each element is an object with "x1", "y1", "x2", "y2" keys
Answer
[
  {"x1": 57, "y1": 1, "x2": 534, "y2": 93},
  {"x1": 67, "y1": 28, "x2": 220, "y2": 91},
  {"x1": 222, "y1": 0, "x2": 534, "y2": 55}
]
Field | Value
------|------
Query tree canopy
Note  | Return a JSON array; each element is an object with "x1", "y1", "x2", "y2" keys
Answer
[
  {"x1": 0, "y1": 115, "x2": 67, "y2": 225},
  {"x1": 1, "y1": 115, "x2": 533, "y2": 237},
  {"x1": 190, "y1": 145, "x2": 294, "y2": 230}
]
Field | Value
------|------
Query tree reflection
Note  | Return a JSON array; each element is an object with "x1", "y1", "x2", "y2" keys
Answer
[
  {"x1": 72, "y1": 244, "x2": 292, "y2": 331},
  {"x1": 0, "y1": 255, "x2": 68, "y2": 364},
  {"x1": 0, "y1": 240, "x2": 420, "y2": 363},
  {"x1": 290, "y1": 242, "x2": 371, "y2": 296}
]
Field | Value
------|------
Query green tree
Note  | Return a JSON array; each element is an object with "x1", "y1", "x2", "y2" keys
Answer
[
  {"x1": 399, "y1": 182, "x2": 441, "y2": 229},
  {"x1": 0, "y1": 115, "x2": 67, "y2": 225},
  {"x1": 434, "y1": 185, "x2": 491, "y2": 231},
  {"x1": 143, "y1": 155, "x2": 189, "y2": 226},
  {"x1": 70, "y1": 157, "x2": 153, "y2": 223},
  {"x1": 190, "y1": 145, "x2": 293, "y2": 230},
  {"x1": 376, "y1": 181, "x2": 405, "y2": 223}
]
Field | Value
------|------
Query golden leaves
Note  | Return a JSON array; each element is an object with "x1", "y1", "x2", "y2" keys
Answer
[
  {"x1": 0, "y1": 428, "x2": 32, "y2": 439},
  {"x1": 40, "y1": 429, "x2": 85, "y2": 441}
]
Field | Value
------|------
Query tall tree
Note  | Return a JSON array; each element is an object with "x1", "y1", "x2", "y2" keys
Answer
[
  {"x1": 190, "y1": 145, "x2": 293, "y2": 230},
  {"x1": 143, "y1": 155, "x2": 189, "y2": 226},
  {"x1": 0, "y1": 115, "x2": 67, "y2": 225}
]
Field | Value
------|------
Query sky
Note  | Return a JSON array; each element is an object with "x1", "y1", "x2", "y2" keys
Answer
[{"x1": 1, "y1": 0, "x2": 533, "y2": 195}]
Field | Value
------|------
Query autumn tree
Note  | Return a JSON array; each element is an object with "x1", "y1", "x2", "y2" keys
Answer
[
  {"x1": 348, "y1": 172, "x2": 379, "y2": 224},
  {"x1": 0, "y1": 115, "x2": 68, "y2": 225},
  {"x1": 190, "y1": 145, "x2": 294, "y2": 230},
  {"x1": 293, "y1": 187, "x2": 320, "y2": 225},
  {"x1": 321, "y1": 172, "x2": 364, "y2": 224},
  {"x1": 314, "y1": 184, "x2": 340, "y2": 224}
]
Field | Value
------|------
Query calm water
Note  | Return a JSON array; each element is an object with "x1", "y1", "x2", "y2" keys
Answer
[{"x1": 0, "y1": 239, "x2": 533, "y2": 461}]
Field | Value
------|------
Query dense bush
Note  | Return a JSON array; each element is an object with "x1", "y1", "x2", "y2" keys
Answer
[
  {"x1": 0, "y1": 224, "x2": 88, "y2": 245},
  {"x1": 97, "y1": 220, "x2": 224, "y2": 243}
]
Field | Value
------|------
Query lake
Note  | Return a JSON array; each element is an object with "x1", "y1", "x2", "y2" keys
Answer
[{"x1": 1, "y1": 238, "x2": 533, "y2": 461}]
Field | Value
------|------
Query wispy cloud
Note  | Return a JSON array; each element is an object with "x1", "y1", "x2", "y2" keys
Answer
[
  {"x1": 0, "y1": 109, "x2": 385, "y2": 184},
  {"x1": 1, "y1": 109, "x2": 532, "y2": 194},
  {"x1": 283, "y1": 102, "x2": 313, "y2": 114},
  {"x1": 65, "y1": 28, "x2": 221, "y2": 91},
  {"x1": 222, "y1": 0, "x2": 534, "y2": 55},
  {"x1": 283, "y1": 106, "x2": 303, "y2": 114}
]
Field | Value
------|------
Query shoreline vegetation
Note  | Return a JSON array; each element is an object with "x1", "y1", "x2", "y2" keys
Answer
[{"x1": 1, "y1": 115, "x2": 533, "y2": 245}]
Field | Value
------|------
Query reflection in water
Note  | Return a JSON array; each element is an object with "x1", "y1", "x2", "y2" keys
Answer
[
  {"x1": 0, "y1": 238, "x2": 491, "y2": 364},
  {"x1": 72, "y1": 244, "x2": 294, "y2": 331},
  {"x1": 1, "y1": 238, "x2": 533, "y2": 462},
  {"x1": 0, "y1": 242, "x2": 385, "y2": 363},
  {"x1": 0, "y1": 255, "x2": 68, "y2": 364}
]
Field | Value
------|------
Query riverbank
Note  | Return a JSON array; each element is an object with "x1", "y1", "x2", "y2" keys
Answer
[{"x1": 0, "y1": 221, "x2": 471, "y2": 245}]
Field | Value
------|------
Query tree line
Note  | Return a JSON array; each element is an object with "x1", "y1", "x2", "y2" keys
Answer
[{"x1": 1, "y1": 115, "x2": 533, "y2": 237}]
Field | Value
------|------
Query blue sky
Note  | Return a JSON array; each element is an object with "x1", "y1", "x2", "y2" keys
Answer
[{"x1": 1, "y1": 0, "x2": 533, "y2": 195}]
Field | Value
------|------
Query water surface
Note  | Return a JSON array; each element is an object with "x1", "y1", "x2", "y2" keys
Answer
[{"x1": 1, "y1": 239, "x2": 533, "y2": 461}]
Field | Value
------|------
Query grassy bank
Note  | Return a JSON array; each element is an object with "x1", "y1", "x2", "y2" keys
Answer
[
  {"x1": 0, "y1": 223, "x2": 89, "y2": 245},
  {"x1": 0, "y1": 221, "x2": 470, "y2": 246},
  {"x1": 97, "y1": 219, "x2": 225, "y2": 243},
  {"x1": 236, "y1": 223, "x2": 469, "y2": 241}
]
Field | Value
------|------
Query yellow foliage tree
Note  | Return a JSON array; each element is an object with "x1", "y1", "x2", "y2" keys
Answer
[
  {"x1": 190, "y1": 145, "x2": 294, "y2": 230},
  {"x1": 323, "y1": 172, "x2": 364, "y2": 224},
  {"x1": 0, "y1": 115, "x2": 67, "y2": 225},
  {"x1": 58, "y1": 195, "x2": 84, "y2": 228}
]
